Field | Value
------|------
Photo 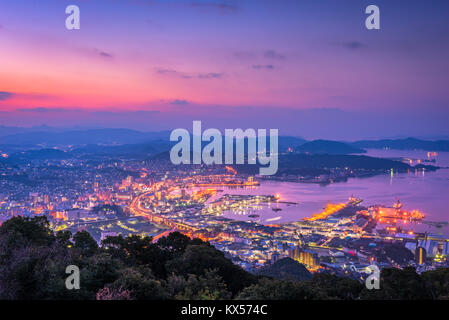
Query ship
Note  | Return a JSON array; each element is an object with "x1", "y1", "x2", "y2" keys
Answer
[
  {"x1": 393, "y1": 199, "x2": 402, "y2": 211},
  {"x1": 272, "y1": 208, "x2": 282, "y2": 212},
  {"x1": 375, "y1": 199, "x2": 425, "y2": 222},
  {"x1": 248, "y1": 214, "x2": 260, "y2": 218},
  {"x1": 348, "y1": 195, "x2": 363, "y2": 206}
]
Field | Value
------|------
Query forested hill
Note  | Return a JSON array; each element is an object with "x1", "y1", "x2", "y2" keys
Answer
[{"x1": 296, "y1": 140, "x2": 366, "y2": 154}]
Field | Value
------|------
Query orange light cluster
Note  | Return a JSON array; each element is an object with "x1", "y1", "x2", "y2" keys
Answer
[
  {"x1": 191, "y1": 188, "x2": 216, "y2": 201},
  {"x1": 376, "y1": 207, "x2": 424, "y2": 221},
  {"x1": 49, "y1": 210, "x2": 67, "y2": 221},
  {"x1": 304, "y1": 203, "x2": 347, "y2": 221}
]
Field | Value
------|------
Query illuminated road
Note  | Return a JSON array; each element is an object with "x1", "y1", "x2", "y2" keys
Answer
[
  {"x1": 152, "y1": 228, "x2": 176, "y2": 242},
  {"x1": 129, "y1": 187, "x2": 199, "y2": 241}
]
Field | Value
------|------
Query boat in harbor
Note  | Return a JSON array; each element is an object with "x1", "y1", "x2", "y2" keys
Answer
[
  {"x1": 248, "y1": 214, "x2": 260, "y2": 218},
  {"x1": 375, "y1": 199, "x2": 425, "y2": 222},
  {"x1": 272, "y1": 208, "x2": 282, "y2": 212},
  {"x1": 348, "y1": 195, "x2": 363, "y2": 206}
]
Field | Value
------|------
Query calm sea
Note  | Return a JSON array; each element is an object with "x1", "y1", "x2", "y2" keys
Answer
[{"x1": 215, "y1": 149, "x2": 449, "y2": 235}]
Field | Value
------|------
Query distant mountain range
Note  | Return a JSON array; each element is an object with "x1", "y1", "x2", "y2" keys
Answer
[
  {"x1": 1, "y1": 139, "x2": 438, "y2": 180},
  {"x1": 297, "y1": 138, "x2": 449, "y2": 154},
  {"x1": 72, "y1": 140, "x2": 173, "y2": 158},
  {"x1": 8, "y1": 148, "x2": 71, "y2": 161},
  {"x1": 234, "y1": 152, "x2": 431, "y2": 176},
  {"x1": 0, "y1": 128, "x2": 171, "y2": 146},
  {"x1": 0, "y1": 125, "x2": 60, "y2": 138},
  {"x1": 0, "y1": 128, "x2": 305, "y2": 150},
  {"x1": 0, "y1": 126, "x2": 448, "y2": 154}
]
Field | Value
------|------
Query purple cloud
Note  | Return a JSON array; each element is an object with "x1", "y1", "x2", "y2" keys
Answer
[
  {"x1": 252, "y1": 64, "x2": 275, "y2": 70},
  {"x1": 341, "y1": 41, "x2": 365, "y2": 50},
  {"x1": 155, "y1": 68, "x2": 223, "y2": 79},
  {"x1": 188, "y1": 2, "x2": 238, "y2": 13},
  {"x1": 264, "y1": 50, "x2": 285, "y2": 60},
  {"x1": 170, "y1": 99, "x2": 189, "y2": 105},
  {"x1": 0, "y1": 91, "x2": 13, "y2": 101}
]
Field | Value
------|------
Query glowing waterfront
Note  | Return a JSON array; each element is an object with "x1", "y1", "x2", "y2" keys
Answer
[{"x1": 185, "y1": 150, "x2": 449, "y2": 235}]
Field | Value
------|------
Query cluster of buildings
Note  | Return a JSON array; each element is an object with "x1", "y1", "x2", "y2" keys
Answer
[{"x1": 1, "y1": 156, "x2": 449, "y2": 280}]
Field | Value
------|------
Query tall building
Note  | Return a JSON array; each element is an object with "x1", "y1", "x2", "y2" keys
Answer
[
  {"x1": 443, "y1": 242, "x2": 449, "y2": 256},
  {"x1": 288, "y1": 246, "x2": 319, "y2": 270},
  {"x1": 418, "y1": 239, "x2": 439, "y2": 257},
  {"x1": 415, "y1": 246, "x2": 427, "y2": 265}
]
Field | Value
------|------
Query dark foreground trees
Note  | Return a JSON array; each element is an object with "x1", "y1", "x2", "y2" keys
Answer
[
  {"x1": 0, "y1": 216, "x2": 253, "y2": 299},
  {"x1": 2, "y1": 216, "x2": 449, "y2": 300}
]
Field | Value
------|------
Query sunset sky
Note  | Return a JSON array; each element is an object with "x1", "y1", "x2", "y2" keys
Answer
[{"x1": 0, "y1": 0, "x2": 448, "y2": 139}]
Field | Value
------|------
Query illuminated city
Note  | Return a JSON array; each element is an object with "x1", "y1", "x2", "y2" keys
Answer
[
  {"x1": 1, "y1": 0, "x2": 449, "y2": 305},
  {"x1": 1, "y1": 150, "x2": 448, "y2": 281}
]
